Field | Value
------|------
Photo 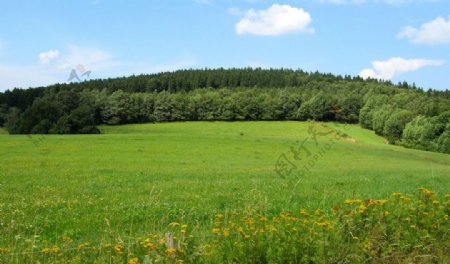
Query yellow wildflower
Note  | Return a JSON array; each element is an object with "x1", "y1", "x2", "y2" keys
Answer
[
  {"x1": 300, "y1": 209, "x2": 311, "y2": 217},
  {"x1": 215, "y1": 214, "x2": 224, "y2": 219},
  {"x1": 223, "y1": 228, "x2": 230, "y2": 237},
  {"x1": 344, "y1": 199, "x2": 361, "y2": 205},
  {"x1": 114, "y1": 244, "x2": 125, "y2": 254},
  {"x1": 375, "y1": 199, "x2": 388, "y2": 205},
  {"x1": 143, "y1": 242, "x2": 156, "y2": 250},
  {"x1": 417, "y1": 187, "x2": 436, "y2": 198},
  {"x1": 165, "y1": 248, "x2": 176, "y2": 255},
  {"x1": 358, "y1": 205, "x2": 367, "y2": 213},
  {"x1": 78, "y1": 242, "x2": 90, "y2": 250},
  {"x1": 212, "y1": 228, "x2": 221, "y2": 234},
  {"x1": 128, "y1": 257, "x2": 139, "y2": 264},
  {"x1": 52, "y1": 245, "x2": 60, "y2": 253}
]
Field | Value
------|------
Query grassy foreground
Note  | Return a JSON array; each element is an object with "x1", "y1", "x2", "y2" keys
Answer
[{"x1": 0, "y1": 122, "x2": 449, "y2": 263}]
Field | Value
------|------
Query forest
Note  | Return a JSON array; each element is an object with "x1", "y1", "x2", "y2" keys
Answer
[{"x1": 0, "y1": 68, "x2": 449, "y2": 153}]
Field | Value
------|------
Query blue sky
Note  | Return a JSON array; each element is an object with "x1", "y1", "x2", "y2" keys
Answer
[{"x1": 0, "y1": 0, "x2": 449, "y2": 91}]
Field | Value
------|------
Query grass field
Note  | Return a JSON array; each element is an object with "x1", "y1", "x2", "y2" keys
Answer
[{"x1": 0, "y1": 121, "x2": 449, "y2": 262}]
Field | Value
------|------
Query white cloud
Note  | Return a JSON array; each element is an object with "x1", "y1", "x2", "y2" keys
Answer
[
  {"x1": 38, "y1": 49, "x2": 60, "y2": 64},
  {"x1": 55, "y1": 45, "x2": 119, "y2": 71},
  {"x1": 359, "y1": 57, "x2": 444, "y2": 80},
  {"x1": 398, "y1": 15, "x2": 450, "y2": 45},
  {"x1": 0, "y1": 45, "x2": 121, "y2": 91},
  {"x1": 235, "y1": 4, "x2": 314, "y2": 36},
  {"x1": 0, "y1": 64, "x2": 62, "y2": 90}
]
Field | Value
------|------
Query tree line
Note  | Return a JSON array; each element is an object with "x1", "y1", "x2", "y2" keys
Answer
[{"x1": 0, "y1": 68, "x2": 448, "y2": 153}]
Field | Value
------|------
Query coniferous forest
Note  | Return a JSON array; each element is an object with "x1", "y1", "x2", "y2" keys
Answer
[{"x1": 0, "y1": 68, "x2": 449, "y2": 153}]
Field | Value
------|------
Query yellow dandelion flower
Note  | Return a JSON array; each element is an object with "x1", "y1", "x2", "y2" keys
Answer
[
  {"x1": 432, "y1": 200, "x2": 439, "y2": 205},
  {"x1": 375, "y1": 199, "x2": 388, "y2": 205},
  {"x1": 391, "y1": 192, "x2": 402, "y2": 197},
  {"x1": 215, "y1": 214, "x2": 224, "y2": 219},
  {"x1": 78, "y1": 242, "x2": 90, "y2": 250},
  {"x1": 212, "y1": 228, "x2": 221, "y2": 234},
  {"x1": 344, "y1": 199, "x2": 361, "y2": 205},
  {"x1": 181, "y1": 224, "x2": 188, "y2": 229},
  {"x1": 143, "y1": 242, "x2": 156, "y2": 250},
  {"x1": 238, "y1": 227, "x2": 244, "y2": 233},
  {"x1": 165, "y1": 248, "x2": 176, "y2": 255},
  {"x1": 128, "y1": 257, "x2": 139, "y2": 264},
  {"x1": 300, "y1": 209, "x2": 311, "y2": 217},
  {"x1": 169, "y1": 222, "x2": 180, "y2": 227},
  {"x1": 52, "y1": 245, "x2": 60, "y2": 253},
  {"x1": 223, "y1": 228, "x2": 230, "y2": 237},
  {"x1": 315, "y1": 209, "x2": 323, "y2": 215},
  {"x1": 358, "y1": 205, "x2": 367, "y2": 213},
  {"x1": 114, "y1": 244, "x2": 125, "y2": 254},
  {"x1": 256, "y1": 214, "x2": 268, "y2": 222},
  {"x1": 417, "y1": 187, "x2": 436, "y2": 198}
]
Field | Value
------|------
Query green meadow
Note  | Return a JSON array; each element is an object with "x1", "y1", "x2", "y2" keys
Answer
[{"x1": 0, "y1": 122, "x2": 449, "y2": 262}]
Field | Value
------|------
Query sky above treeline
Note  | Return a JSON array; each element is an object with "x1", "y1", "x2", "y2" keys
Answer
[{"x1": 0, "y1": 0, "x2": 449, "y2": 91}]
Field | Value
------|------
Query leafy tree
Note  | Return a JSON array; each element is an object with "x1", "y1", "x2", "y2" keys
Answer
[
  {"x1": 372, "y1": 105, "x2": 392, "y2": 136},
  {"x1": 297, "y1": 91, "x2": 336, "y2": 121},
  {"x1": 384, "y1": 110, "x2": 414, "y2": 143}
]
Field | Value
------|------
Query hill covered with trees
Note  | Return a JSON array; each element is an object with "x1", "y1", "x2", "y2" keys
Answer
[{"x1": 0, "y1": 68, "x2": 449, "y2": 153}]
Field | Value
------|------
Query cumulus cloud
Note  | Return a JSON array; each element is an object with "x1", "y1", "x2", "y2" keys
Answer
[
  {"x1": 359, "y1": 57, "x2": 444, "y2": 80},
  {"x1": 39, "y1": 49, "x2": 59, "y2": 64},
  {"x1": 235, "y1": 4, "x2": 314, "y2": 36},
  {"x1": 398, "y1": 15, "x2": 450, "y2": 45}
]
